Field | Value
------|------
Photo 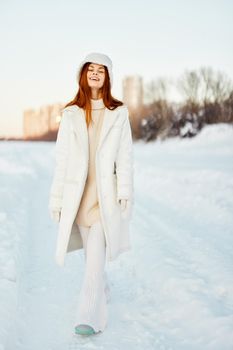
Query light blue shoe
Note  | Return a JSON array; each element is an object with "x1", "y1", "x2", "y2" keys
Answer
[{"x1": 75, "y1": 324, "x2": 96, "y2": 335}]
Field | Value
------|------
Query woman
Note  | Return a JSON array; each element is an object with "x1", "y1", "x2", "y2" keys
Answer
[{"x1": 48, "y1": 52, "x2": 134, "y2": 335}]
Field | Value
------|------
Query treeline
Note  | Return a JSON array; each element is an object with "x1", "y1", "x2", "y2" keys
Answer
[{"x1": 130, "y1": 66, "x2": 233, "y2": 141}]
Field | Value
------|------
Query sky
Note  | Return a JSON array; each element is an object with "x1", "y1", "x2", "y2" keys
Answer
[{"x1": 0, "y1": 0, "x2": 233, "y2": 137}]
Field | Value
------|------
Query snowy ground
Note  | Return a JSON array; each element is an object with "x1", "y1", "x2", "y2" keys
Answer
[{"x1": 0, "y1": 123, "x2": 233, "y2": 350}]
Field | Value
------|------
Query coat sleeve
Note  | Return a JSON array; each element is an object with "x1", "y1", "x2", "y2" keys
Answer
[
  {"x1": 115, "y1": 106, "x2": 134, "y2": 203},
  {"x1": 48, "y1": 109, "x2": 70, "y2": 212}
]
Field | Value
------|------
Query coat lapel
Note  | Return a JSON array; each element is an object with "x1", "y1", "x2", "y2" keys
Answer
[
  {"x1": 71, "y1": 106, "x2": 119, "y2": 156},
  {"x1": 97, "y1": 107, "x2": 119, "y2": 152}
]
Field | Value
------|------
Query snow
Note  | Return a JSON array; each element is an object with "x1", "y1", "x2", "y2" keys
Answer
[{"x1": 0, "y1": 123, "x2": 233, "y2": 350}]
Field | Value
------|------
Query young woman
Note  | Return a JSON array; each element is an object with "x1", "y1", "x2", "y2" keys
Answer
[{"x1": 48, "y1": 52, "x2": 134, "y2": 335}]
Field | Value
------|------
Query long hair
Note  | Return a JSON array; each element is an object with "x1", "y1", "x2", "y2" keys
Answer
[{"x1": 63, "y1": 62, "x2": 123, "y2": 127}]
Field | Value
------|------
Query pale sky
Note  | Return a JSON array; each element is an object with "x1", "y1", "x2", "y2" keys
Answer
[{"x1": 0, "y1": 0, "x2": 233, "y2": 137}]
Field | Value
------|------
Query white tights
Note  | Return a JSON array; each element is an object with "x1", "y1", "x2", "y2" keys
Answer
[{"x1": 74, "y1": 220, "x2": 109, "y2": 333}]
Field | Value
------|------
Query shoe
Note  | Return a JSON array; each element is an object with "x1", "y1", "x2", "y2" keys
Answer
[{"x1": 75, "y1": 324, "x2": 96, "y2": 335}]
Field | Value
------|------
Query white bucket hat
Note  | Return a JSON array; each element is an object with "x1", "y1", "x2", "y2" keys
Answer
[{"x1": 76, "y1": 52, "x2": 113, "y2": 88}]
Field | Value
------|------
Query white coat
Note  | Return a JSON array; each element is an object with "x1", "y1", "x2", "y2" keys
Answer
[{"x1": 48, "y1": 104, "x2": 134, "y2": 267}]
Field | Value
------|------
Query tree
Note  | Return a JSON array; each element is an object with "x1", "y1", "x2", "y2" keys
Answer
[{"x1": 177, "y1": 70, "x2": 200, "y2": 109}]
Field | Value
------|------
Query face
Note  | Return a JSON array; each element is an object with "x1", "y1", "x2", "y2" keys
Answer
[{"x1": 87, "y1": 63, "x2": 106, "y2": 90}]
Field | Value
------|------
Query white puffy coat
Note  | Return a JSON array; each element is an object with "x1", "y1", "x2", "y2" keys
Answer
[{"x1": 48, "y1": 104, "x2": 134, "y2": 267}]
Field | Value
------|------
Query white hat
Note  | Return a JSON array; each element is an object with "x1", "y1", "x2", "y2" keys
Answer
[{"x1": 77, "y1": 52, "x2": 113, "y2": 87}]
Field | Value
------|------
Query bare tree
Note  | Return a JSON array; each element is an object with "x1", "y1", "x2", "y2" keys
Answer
[
  {"x1": 145, "y1": 77, "x2": 170, "y2": 103},
  {"x1": 177, "y1": 70, "x2": 200, "y2": 107},
  {"x1": 178, "y1": 67, "x2": 233, "y2": 106},
  {"x1": 199, "y1": 67, "x2": 214, "y2": 106},
  {"x1": 209, "y1": 70, "x2": 232, "y2": 104}
]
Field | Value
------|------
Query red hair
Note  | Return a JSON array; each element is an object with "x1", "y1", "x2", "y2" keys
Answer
[{"x1": 63, "y1": 62, "x2": 123, "y2": 127}]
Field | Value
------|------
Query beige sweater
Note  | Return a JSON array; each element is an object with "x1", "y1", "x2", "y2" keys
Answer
[{"x1": 75, "y1": 98, "x2": 106, "y2": 227}]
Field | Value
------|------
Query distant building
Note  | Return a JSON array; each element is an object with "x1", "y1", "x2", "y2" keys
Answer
[
  {"x1": 23, "y1": 103, "x2": 63, "y2": 140},
  {"x1": 122, "y1": 75, "x2": 143, "y2": 111}
]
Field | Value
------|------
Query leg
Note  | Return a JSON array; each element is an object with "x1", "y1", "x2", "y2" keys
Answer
[
  {"x1": 78, "y1": 224, "x2": 90, "y2": 261},
  {"x1": 75, "y1": 220, "x2": 108, "y2": 333},
  {"x1": 78, "y1": 223, "x2": 111, "y2": 302}
]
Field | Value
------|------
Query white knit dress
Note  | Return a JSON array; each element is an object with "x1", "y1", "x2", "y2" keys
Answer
[{"x1": 75, "y1": 98, "x2": 106, "y2": 227}]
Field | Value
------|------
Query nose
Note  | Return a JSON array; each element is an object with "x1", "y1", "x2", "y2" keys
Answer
[{"x1": 91, "y1": 71, "x2": 99, "y2": 79}]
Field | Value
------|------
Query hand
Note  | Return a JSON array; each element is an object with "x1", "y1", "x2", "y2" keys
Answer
[
  {"x1": 119, "y1": 199, "x2": 127, "y2": 211},
  {"x1": 119, "y1": 199, "x2": 132, "y2": 219},
  {"x1": 49, "y1": 209, "x2": 61, "y2": 223}
]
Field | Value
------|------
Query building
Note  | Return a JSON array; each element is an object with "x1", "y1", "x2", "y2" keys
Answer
[
  {"x1": 122, "y1": 75, "x2": 143, "y2": 111},
  {"x1": 23, "y1": 103, "x2": 63, "y2": 140}
]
